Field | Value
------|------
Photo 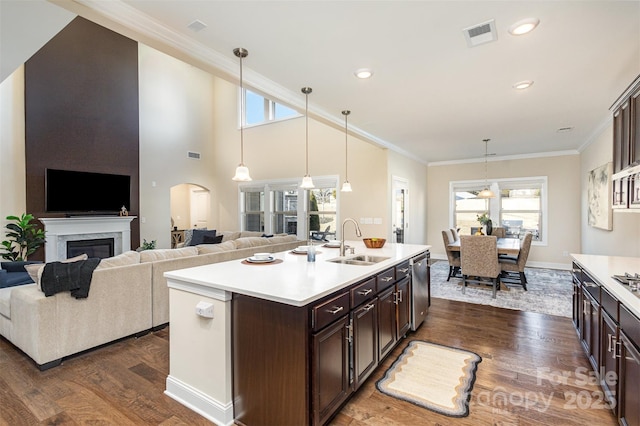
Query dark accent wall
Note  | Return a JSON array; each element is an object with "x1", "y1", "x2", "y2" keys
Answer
[{"x1": 25, "y1": 16, "x2": 140, "y2": 252}]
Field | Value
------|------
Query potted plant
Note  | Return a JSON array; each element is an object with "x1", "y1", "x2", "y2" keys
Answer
[
  {"x1": 1, "y1": 213, "x2": 46, "y2": 261},
  {"x1": 476, "y1": 212, "x2": 493, "y2": 236}
]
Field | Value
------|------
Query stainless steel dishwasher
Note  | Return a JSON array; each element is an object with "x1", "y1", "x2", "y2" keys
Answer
[{"x1": 410, "y1": 251, "x2": 430, "y2": 331}]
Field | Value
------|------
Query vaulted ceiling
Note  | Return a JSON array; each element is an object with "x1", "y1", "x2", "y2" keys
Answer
[{"x1": 6, "y1": 1, "x2": 640, "y2": 163}]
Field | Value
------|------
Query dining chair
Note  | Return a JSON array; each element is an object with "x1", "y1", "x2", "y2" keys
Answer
[
  {"x1": 491, "y1": 227, "x2": 506, "y2": 238},
  {"x1": 441, "y1": 230, "x2": 460, "y2": 281},
  {"x1": 460, "y1": 235, "x2": 501, "y2": 298},
  {"x1": 499, "y1": 232, "x2": 533, "y2": 290}
]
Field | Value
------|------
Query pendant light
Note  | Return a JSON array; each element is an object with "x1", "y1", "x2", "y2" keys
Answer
[
  {"x1": 232, "y1": 47, "x2": 252, "y2": 182},
  {"x1": 341, "y1": 110, "x2": 352, "y2": 192},
  {"x1": 477, "y1": 138, "x2": 495, "y2": 199},
  {"x1": 300, "y1": 87, "x2": 315, "y2": 189}
]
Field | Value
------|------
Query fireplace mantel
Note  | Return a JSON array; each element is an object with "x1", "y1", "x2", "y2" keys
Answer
[{"x1": 40, "y1": 216, "x2": 136, "y2": 262}]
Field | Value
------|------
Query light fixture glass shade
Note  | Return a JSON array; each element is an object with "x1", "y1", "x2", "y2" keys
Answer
[
  {"x1": 477, "y1": 188, "x2": 495, "y2": 199},
  {"x1": 341, "y1": 181, "x2": 352, "y2": 192},
  {"x1": 232, "y1": 164, "x2": 252, "y2": 181},
  {"x1": 300, "y1": 175, "x2": 315, "y2": 189}
]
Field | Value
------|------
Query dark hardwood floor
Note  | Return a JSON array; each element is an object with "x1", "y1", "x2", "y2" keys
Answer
[{"x1": 0, "y1": 298, "x2": 617, "y2": 425}]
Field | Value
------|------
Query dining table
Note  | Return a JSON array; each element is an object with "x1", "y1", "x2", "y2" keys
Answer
[{"x1": 447, "y1": 236, "x2": 521, "y2": 256}]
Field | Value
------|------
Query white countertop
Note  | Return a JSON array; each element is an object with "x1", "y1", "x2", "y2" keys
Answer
[
  {"x1": 165, "y1": 241, "x2": 431, "y2": 307},
  {"x1": 571, "y1": 253, "x2": 640, "y2": 318}
]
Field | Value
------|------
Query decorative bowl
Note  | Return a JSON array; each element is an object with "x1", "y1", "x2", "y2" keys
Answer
[{"x1": 363, "y1": 238, "x2": 386, "y2": 249}]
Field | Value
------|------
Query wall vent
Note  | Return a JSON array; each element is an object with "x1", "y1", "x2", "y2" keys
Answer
[
  {"x1": 187, "y1": 20, "x2": 207, "y2": 33},
  {"x1": 463, "y1": 19, "x2": 498, "y2": 47},
  {"x1": 188, "y1": 151, "x2": 201, "y2": 159}
]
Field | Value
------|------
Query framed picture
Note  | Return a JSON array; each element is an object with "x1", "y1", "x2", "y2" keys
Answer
[{"x1": 587, "y1": 162, "x2": 612, "y2": 230}]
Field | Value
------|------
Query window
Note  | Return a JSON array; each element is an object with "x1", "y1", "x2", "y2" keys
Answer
[
  {"x1": 450, "y1": 177, "x2": 547, "y2": 243},
  {"x1": 243, "y1": 89, "x2": 299, "y2": 126},
  {"x1": 240, "y1": 176, "x2": 339, "y2": 240}
]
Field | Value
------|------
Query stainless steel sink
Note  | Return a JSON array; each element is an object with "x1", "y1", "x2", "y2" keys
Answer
[{"x1": 327, "y1": 255, "x2": 390, "y2": 266}]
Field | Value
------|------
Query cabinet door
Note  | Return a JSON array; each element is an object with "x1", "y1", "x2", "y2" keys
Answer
[
  {"x1": 600, "y1": 311, "x2": 619, "y2": 414},
  {"x1": 572, "y1": 274, "x2": 581, "y2": 332},
  {"x1": 619, "y1": 332, "x2": 640, "y2": 426},
  {"x1": 613, "y1": 178, "x2": 629, "y2": 210},
  {"x1": 613, "y1": 100, "x2": 631, "y2": 173},
  {"x1": 588, "y1": 292, "x2": 601, "y2": 372},
  {"x1": 396, "y1": 277, "x2": 411, "y2": 338},
  {"x1": 631, "y1": 86, "x2": 640, "y2": 165},
  {"x1": 352, "y1": 299, "x2": 378, "y2": 390},
  {"x1": 580, "y1": 287, "x2": 592, "y2": 356},
  {"x1": 377, "y1": 287, "x2": 397, "y2": 361},
  {"x1": 312, "y1": 315, "x2": 351, "y2": 426}
]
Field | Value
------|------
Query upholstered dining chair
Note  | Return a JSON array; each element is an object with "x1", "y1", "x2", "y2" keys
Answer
[
  {"x1": 441, "y1": 230, "x2": 461, "y2": 281},
  {"x1": 499, "y1": 232, "x2": 533, "y2": 290},
  {"x1": 491, "y1": 227, "x2": 506, "y2": 238},
  {"x1": 460, "y1": 235, "x2": 501, "y2": 298}
]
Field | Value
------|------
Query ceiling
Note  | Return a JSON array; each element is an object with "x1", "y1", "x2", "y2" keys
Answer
[{"x1": 49, "y1": 1, "x2": 640, "y2": 163}]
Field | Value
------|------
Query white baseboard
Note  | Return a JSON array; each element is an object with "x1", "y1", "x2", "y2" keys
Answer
[
  {"x1": 165, "y1": 375, "x2": 234, "y2": 426},
  {"x1": 430, "y1": 254, "x2": 571, "y2": 271}
]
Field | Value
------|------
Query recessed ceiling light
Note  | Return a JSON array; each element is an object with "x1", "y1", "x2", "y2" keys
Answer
[
  {"x1": 508, "y1": 18, "x2": 540, "y2": 36},
  {"x1": 513, "y1": 80, "x2": 534, "y2": 90},
  {"x1": 354, "y1": 68, "x2": 373, "y2": 79}
]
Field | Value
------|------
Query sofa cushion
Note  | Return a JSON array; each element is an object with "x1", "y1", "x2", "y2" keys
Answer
[
  {"x1": 267, "y1": 235, "x2": 298, "y2": 244},
  {"x1": 196, "y1": 241, "x2": 236, "y2": 254},
  {"x1": 233, "y1": 237, "x2": 272, "y2": 249},
  {"x1": 189, "y1": 229, "x2": 217, "y2": 246},
  {"x1": 218, "y1": 231, "x2": 241, "y2": 242},
  {"x1": 139, "y1": 247, "x2": 198, "y2": 262},
  {"x1": 96, "y1": 250, "x2": 141, "y2": 270},
  {"x1": 239, "y1": 231, "x2": 264, "y2": 238},
  {"x1": 24, "y1": 254, "x2": 89, "y2": 290},
  {"x1": 0, "y1": 285, "x2": 12, "y2": 318}
]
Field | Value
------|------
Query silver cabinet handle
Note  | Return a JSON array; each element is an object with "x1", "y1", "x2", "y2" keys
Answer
[
  {"x1": 583, "y1": 300, "x2": 588, "y2": 315},
  {"x1": 611, "y1": 337, "x2": 618, "y2": 360},
  {"x1": 327, "y1": 306, "x2": 344, "y2": 315},
  {"x1": 584, "y1": 281, "x2": 598, "y2": 288},
  {"x1": 615, "y1": 341, "x2": 621, "y2": 359},
  {"x1": 398, "y1": 268, "x2": 409, "y2": 273},
  {"x1": 357, "y1": 288, "x2": 372, "y2": 296},
  {"x1": 364, "y1": 303, "x2": 375, "y2": 312},
  {"x1": 607, "y1": 333, "x2": 613, "y2": 352},
  {"x1": 381, "y1": 276, "x2": 393, "y2": 282},
  {"x1": 397, "y1": 289, "x2": 403, "y2": 303}
]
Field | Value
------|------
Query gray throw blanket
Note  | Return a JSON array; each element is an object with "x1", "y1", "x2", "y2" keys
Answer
[{"x1": 41, "y1": 258, "x2": 101, "y2": 298}]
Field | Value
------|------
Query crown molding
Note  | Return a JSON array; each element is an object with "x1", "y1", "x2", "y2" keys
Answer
[{"x1": 428, "y1": 149, "x2": 579, "y2": 167}]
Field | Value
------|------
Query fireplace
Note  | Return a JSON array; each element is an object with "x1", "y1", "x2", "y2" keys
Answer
[
  {"x1": 40, "y1": 216, "x2": 135, "y2": 262},
  {"x1": 67, "y1": 238, "x2": 115, "y2": 259}
]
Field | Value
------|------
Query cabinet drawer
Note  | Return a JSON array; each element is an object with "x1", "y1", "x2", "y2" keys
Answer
[
  {"x1": 395, "y1": 261, "x2": 410, "y2": 279},
  {"x1": 583, "y1": 272, "x2": 600, "y2": 301},
  {"x1": 312, "y1": 292, "x2": 350, "y2": 332},
  {"x1": 601, "y1": 287, "x2": 619, "y2": 322},
  {"x1": 351, "y1": 277, "x2": 376, "y2": 308},
  {"x1": 620, "y1": 305, "x2": 640, "y2": 348},
  {"x1": 572, "y1": 262, "x2": 582, "y2": 284},
  {"x1": 376, "y1": 267, "x2": 395, "y2": 292}
]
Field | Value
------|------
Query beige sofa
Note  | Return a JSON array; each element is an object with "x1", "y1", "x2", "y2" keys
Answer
[{"x1": 0, "y1": 233, "x2": 302, "y2": 369}]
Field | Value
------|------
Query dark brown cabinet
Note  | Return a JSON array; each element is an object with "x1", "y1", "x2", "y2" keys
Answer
[
  {"x1": 600, "y1": 310, "x2": 618, "y2": 413},
  {"x1": 352, "y1": 299, "x2": 378, "y2": 389},
  {"x1": 619, "y1": 331, "x2": 640, "y2": 426},
  {"x1": 377, "y1": 286, "x2": 397, "y2": 360},
  {"x1": 396, "y1": 277, "x2": 411, "y2": 338},
  {"x1": 312, "y1": 315, "x2": 351, "y2": 426},
  {"x1": 572, "y1": 262, "x2": 582, "y2": 331},
  {"x1": 612, "y1": 75, "x2": 640, "y2": 212}
]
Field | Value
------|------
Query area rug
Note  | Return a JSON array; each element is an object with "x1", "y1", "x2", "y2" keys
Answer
[
  {"x1": 430, "y1": 260, "x2": 572, "y2": 317},
  {"x1": 376, "y1": 340, "x2": 481, "y2": 417}
]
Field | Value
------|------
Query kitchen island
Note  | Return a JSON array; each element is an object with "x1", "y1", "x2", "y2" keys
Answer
[{"x1": 164, "y1": 241, "x2": 430, "y2": 426}]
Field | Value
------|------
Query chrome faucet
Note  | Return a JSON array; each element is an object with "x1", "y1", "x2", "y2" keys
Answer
[{"x1": 341, "y1": 218, "x2": 362, "y2": 256}]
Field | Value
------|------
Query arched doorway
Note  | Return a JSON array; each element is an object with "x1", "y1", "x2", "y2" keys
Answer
[{"x1": 170, "y1": 183, "x2": 211, "y2": 231}]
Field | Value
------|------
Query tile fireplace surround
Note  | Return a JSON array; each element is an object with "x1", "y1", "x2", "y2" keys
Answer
[{"x1": 39, "y1": 216, "x2": 136, "y2": 262}]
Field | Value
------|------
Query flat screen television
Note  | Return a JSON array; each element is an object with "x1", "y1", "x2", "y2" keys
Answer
[{"x1": 46, "y1": 168, "x2": 131, "y2": 214}]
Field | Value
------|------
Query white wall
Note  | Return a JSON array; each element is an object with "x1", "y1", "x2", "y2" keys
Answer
[
  {"x1": 427, "y1": 154, "x2": 582, "y2": 268},
  {"x1": 581, "y1": 122, "x2": 640, "y2": 256},
  {"x1": 388, "y1": 150, "x2": 428, "y2": 244},
  {"x1": 0, "y1": 66, "x2": 26, "y2": 226},
  {"x1": 138, "y1": 44, "x2": 217, "y2": 248},
  {"x1": 210, "y1": 77, "x2": 393, "y2": 241}
]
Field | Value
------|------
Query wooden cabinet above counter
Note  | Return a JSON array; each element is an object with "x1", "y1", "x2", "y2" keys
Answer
[{"x1": 611, "y1": 74, "x2": 640, "y2": 211}]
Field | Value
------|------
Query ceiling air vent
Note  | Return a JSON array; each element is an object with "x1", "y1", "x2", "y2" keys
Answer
[
  {"x1": 187, "y1": 151, "x2": 201, "y2": 159},
  {"x1": 463, "y1": 19, "x2": 498, "y2": 47}
]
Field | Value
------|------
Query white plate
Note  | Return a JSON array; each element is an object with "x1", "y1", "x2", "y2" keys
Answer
[
  {"x1": 293, "y1": 247, "x2": 309, "y2": 253},
  {"x1": 324, "y1": 242, "x2": 341, "y2": 248},
  {"x1": 246, "y1": 256, "x2": 275, "y2": 263}
]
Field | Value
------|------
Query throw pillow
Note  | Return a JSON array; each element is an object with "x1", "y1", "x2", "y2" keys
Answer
[
  {"x1": 202, "y1": 234, "x2": 224, "y2": 244},
  {"x1": 189, "y1": 229, "x2": 216, "y2": 246},
  {"x1": 1, "y1": 260, "x2": 43, "y2": 273},
  {"x1": 25, "y1": 254, "x2": 89, "y2": 290}
]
